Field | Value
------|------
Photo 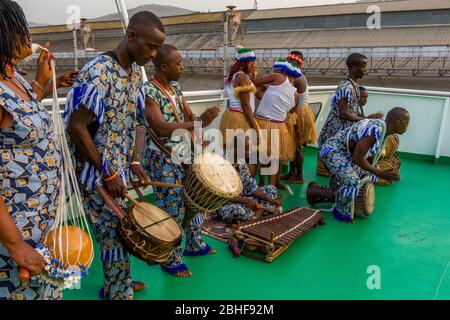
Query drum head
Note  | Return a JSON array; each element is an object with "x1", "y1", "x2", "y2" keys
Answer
[
  {"x1": 131, "y1": 203, "x2": 181, "y2": 242},
  {"x1": 363, "y1": 183, "x2": 375, "y2": 215},
  {"x1": 193, "y1": 152, "x2": 243, "y2": 198}
]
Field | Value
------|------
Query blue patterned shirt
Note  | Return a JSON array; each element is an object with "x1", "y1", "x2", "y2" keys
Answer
[{"x1": 64, "y1": 54, "x2": 145, "y2": 190}]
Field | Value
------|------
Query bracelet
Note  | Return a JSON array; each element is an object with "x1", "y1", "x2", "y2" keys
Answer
[
  {"x1": 130, "y1": 161, "x2": 141, "y2": 166},
  {"x1": 103, "y1": 171, "x2": 118, "y2": 182},
  {"x1": 32, "y1": 80, "x2": 44, "y2": 91}
]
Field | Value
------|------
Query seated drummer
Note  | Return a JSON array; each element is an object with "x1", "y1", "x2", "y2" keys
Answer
[
  {"x1": 217, "y1": 135, "x2": 282, "y2": 223},
  {"x1": 319, "y1": 107, "x2": 410, "y2": 223},
  {"x1": 140, "y1": 44, "x2": 221, "y2": 277}
]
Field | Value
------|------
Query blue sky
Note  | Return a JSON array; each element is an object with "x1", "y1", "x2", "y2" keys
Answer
[{"x1": 16, "y1": 0, "x2": 357, "y2": 24}]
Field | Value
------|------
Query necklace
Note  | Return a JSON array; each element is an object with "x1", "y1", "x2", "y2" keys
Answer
[{"x1": 114, "y1": 49, "x2": 132, "y2": 75}]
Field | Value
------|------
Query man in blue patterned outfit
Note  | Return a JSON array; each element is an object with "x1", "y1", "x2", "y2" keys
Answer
[
  {"x1": 319, "y1": 108, "x2": 410, "y2": 223},
  {"x1": 318, "y1": 53, "x2": 383, "y2": 149},
  {"x1": 141, "y1": 44, "x2": 220, "y2": 277},
  {"x1": 65, "y1": 12, "x2": 165, "y2": 300}
]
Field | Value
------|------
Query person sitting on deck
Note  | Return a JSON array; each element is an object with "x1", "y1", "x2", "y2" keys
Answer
[
  {"x1": 317, "y1": 53, "x2": 383, "y2": 150},
  {"x1": 318, "y1": 107, "x2": 410, "y2": 223},
  {"x1": 217, "y1": 135, "x2": 282, "y2": 223}
]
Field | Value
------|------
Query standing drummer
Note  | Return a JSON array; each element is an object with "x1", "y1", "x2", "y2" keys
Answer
[
  {"x1": 140, "y1": 44, "x2": 220, "y2": 277},
  {"x1": 317, "y1": 108, "x2": 409, "y2": 223},
  {"x1": 65, "y1": 12, "x2": 165, "y2": 300}
]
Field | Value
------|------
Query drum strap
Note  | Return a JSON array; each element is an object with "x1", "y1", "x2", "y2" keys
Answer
[{"x1": 141, "y1": 216, "x2": 173, "y2": 231}]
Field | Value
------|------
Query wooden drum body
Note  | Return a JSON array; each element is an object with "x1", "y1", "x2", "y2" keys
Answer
[
  {"x1": 316, "y1": 156, "x2": 331, "y2": 177},
  {"x1": 380, "y1": 134, "x2": 400, "y2": 159},
  {"x1": 354, "y1": 182, "x2": 375, "y2": 217},
  {"x1": 119, "y1": 203, "x2": 182, "y2": 264},
  {"x1": 376, "y1": 155, "x2": 401, "y2": 186},
  {"x1": 183, "y1": 152, "x2": 243, "y2": 213}
]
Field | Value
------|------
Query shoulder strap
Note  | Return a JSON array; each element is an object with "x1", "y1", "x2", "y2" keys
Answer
[{"x1": 346, "y1": 78, "x2": 364, "y2": 116}]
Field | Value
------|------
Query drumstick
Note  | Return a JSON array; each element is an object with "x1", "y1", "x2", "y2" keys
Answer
[
  {"x1": 19, "y1": 267, "x2": 31, "y2": 282},
  {"x1": 144, "y1": 181, "x2": 182, "y2": 189},
  {"x1": 257, "y1": 205, "x2": 283, "y2": 213},
  {"x1": 123, "y1": 192, "x2": 141, "y2": 207}
]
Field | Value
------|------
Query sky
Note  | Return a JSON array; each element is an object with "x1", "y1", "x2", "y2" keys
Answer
[{"x1": 16, "y1": 0, "x2": 358, "y2": 25}]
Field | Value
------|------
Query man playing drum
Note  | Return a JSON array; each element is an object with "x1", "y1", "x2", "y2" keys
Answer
[
  {"x1": 318, "y1": 108, "x2": 410, "y2": 223},
  {"x1": 65, "y1": 12, "x2": 165, "y2": 299},
  {"x1": 140, "y1": 44, "x2": 220, "y2": 277}
]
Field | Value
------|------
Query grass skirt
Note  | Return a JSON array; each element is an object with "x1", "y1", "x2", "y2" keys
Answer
[
  {"x1": 297, "y1": 105, "x2": 318, "y2": 145},
  {"x1": 256, "y1": 118, "x2": 295, "y2": 163},
  {"x1": 219, "y1": 109, "x2": 252, "y2": 146}
]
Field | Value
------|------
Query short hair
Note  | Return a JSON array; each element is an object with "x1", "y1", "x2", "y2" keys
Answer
[
  {"x1": 359, "y1": 86, "x2": 368, "y2": 93},
  {"x1": 346, "y1": 53, "x2": 367, "y2": 69},
  {"x1": 128, "y1": 11, "x2": 165, "y2": 33},
  {"x1": 152, "y1": 44, "x2": 178, "y2": 67},
  {"x1": 386, "y1": 107, "x2": 409, "y2": 122},
  {"x1": 0, "y1": 0, "x2": 30, "y2": 79},
  {"x1": 289, "y1": 50, "x2": 304, "y2": 59}
]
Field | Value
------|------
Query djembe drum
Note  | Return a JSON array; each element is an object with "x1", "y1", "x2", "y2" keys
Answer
[
  {"x1": 119, "y1": 199, "x2": 182, "y2": 264},
  {"x1": 376, "y1": 155, "x2": 401, "y2": 186},
  {"x1": 353, "y1": 182, "x2": 375, "y2": 217},
  {"x1": 306, "y1": 181, "x2": 376, "y2": 218},
  {"x1": 183, "y1": 152, "x2": 243, "y2": 213},
  {"x1": 380, "y1": 134, "x2": 400, "y2": 159},
  {"x1": 316, "y1": 156, "x2": 331, "y2": 177}
]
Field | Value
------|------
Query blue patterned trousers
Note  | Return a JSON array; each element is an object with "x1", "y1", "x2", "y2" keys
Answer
[
  {"x1": 217, "y1": 185, "x2": 278, "y2": 223},
  {"x1": 81, "y1": 189, "x2": 133, "y2": 300},
  {"x1": 144, "y1": 150, "x2": 212, "y2": 275}
]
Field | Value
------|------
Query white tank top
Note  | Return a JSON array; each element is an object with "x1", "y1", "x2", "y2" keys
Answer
[
  {"x1": 255, "y1": 77, "x2": 297, "y2": 122},
  {"x1": 225, "y1": 71, "x2": 256, "y2": 112},
  {"x1": 298, "y1": 85, "x2": 309, "y2": 108}
]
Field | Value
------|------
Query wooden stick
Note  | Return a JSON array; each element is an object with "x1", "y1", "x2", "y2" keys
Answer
[
  {"x1": 123, "y1": 192, "x2": 141, "y2": 207},
  {"x1": 144, "y1": 181, "x2": 182, "y2": 189},
  {"x1": 257, "y1": 205, "x2": 282, "y2": 213}
]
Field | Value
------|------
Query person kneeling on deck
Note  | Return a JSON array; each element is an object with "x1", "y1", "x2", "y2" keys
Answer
[
  {"x1": 314, "y1": 107, "x2": 410, "y2": 223},
  {"x1": 140, "y1": 44, "x2": 221, "y2": 277},
  {"x1": 217, "y1": 135, "x2": 282, "y2": 223}
]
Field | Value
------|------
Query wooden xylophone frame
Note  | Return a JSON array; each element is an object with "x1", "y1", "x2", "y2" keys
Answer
[{"x1": 232, "y1": 208, "x2": 325, "y2": 262}]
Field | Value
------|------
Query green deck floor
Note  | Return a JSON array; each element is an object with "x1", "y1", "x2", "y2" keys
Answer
[{"x1": 65, "y1": 148, "x2": 450, "y2": 300}]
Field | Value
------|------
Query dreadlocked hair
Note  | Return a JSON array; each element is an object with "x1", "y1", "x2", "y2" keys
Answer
[
  {"x1": 225, "y1": 60, "x2": 251, "y2": 85},
  {"x1": 0, "y1": 0, "x2": 30, "y2": 79}
]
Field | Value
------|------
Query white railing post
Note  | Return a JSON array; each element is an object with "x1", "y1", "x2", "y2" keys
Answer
[{"x1": 435, "y1": 98, "x2": 450, "y2": 162}]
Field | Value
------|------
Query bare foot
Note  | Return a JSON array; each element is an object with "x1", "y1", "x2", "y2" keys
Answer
[
  {"x1": 275, "y1": 183, "x2": 289, "y2": 191},
  {"x1": 175, "y1": 269, "x2": 193, "y2": 277},
  {"x1": 132, "y1": 281, "x2": 147, "y2": 292},
  {"x1": 280, "y1": 173, "x2": 294, "y2": 181},
  {"x1": 287, "y1": 177, "x2": 304, "y2": 184}
]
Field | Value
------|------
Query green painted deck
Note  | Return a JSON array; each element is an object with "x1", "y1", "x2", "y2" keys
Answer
[{"x1": 64, "y1": 149, "x2": 450, "y2": 300}]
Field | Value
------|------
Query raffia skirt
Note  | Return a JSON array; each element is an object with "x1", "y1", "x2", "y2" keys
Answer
[
  {"x1": 256, "y1": 118, "x2": 295, "y2": 163},
  {"x1": 219, "y1": 109, "x2": 252, "y2": 146},
  {"x1": 297, "y1": 104, "x2": 318, "y2": 145},
  {"x1": 285, "y1": 111, "x2": 298, "y2": 156}
]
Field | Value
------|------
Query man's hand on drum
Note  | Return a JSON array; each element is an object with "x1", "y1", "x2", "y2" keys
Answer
[
  {"x1": 200, "y1": 105, "x2": 221, "y2": 127},
  {"x1": 377, "y1": 169, "x2": 400, "y2": 182},
  {"x1": 268, "y1": 198, "x2": 282, "y2": 207},
  {"x1": 130, "y1": 163, "x2": 151, "y2": 188},
  {"x1": 103, "y1": 172, "x2": 127, "y2": 198},
  {"x1": 243, "y1": 198, "x2": 259, "y2": 211}
]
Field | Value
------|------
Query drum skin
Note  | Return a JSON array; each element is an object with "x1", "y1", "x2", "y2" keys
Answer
[
  {"x1": 44, "y1": 226, "x2": 94, "y2": 268},
  {"x1": 119, "y1": 203, "x2": 182, "y2": 264},
  {"x1": 183, "y1": 152, "x2": 243, "y2": 213}
]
